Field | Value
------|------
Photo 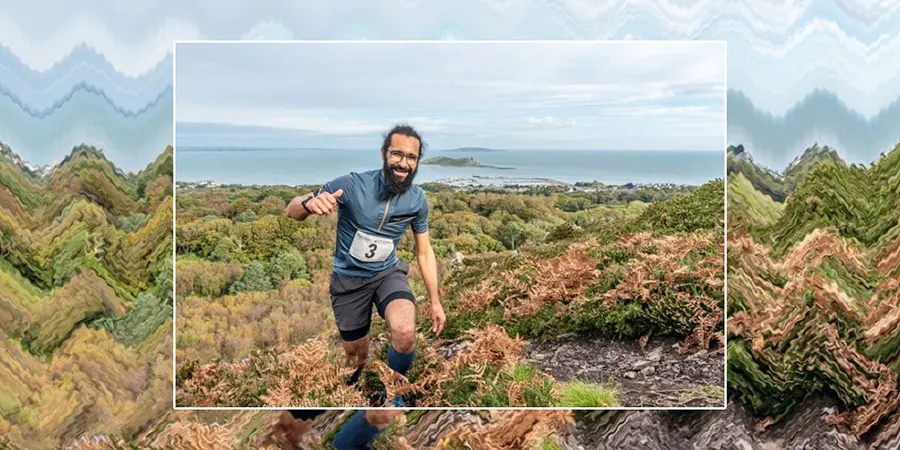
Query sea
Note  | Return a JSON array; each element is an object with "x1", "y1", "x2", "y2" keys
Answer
[{"x1": 175, "y1": 148, "x2": 724, "y2": 187}]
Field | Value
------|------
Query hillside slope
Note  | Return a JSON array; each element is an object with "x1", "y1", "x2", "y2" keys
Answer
[
  {"x1": 0, "y1": 144, "x2": 174, "y2": 450},
  {"x1": 726, "y1": 143, "x2": 900, "y2": 445},
  {"x1": 174, "y1": 177, "x2": 725, "y2": 408}
]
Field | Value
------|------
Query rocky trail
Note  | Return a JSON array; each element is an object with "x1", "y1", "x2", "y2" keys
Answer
[
  {"x1": 525, "y1": 334, "x2": 725, "y2": 408},
  {"x1": 364, "y1": 331, "x2": 724, "y2": 407},
  {"x1": 572, "y1": 396, "x2": 874, "y2": 450},
  {"x1": 261, "y1": 396, "x2": 875, "y2": 450}
]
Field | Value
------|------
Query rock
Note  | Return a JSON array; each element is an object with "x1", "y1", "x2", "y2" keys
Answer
[
  {"x1": 647, "y1": 347, "x2": 663, "y2": 361},
  {"x1": 450, "y1": 251, "x2": 466, "y2": 268},
  {"x1": 553, "y1": 346, "x2": 566, "y2": 359},
  {"x1": 624, "y1": 371, "x2": 637, "y2": 379},
  {"x1": 633, "y1": 360, "x2": 653, "y2": 371},
  {"x1": 641, "y1": 366, "x2": 656, "y2": 376},
  {"x1": 566, "y1": 434, "x2": 585, "y2": 450},
  {"x1": 687, "y1": 350, "x2": 708, "y2": 360}
]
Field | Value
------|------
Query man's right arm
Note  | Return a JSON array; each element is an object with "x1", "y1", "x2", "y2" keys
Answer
[
  {"x1": 286, "y1": 189, "x2": 344, "y2": 221},
  {"x1": 286, "y1": 174, "x2": 352, "y2": 221},
  {"x1": 286, "y1": 193, "x2": 315, "y2": 221}
]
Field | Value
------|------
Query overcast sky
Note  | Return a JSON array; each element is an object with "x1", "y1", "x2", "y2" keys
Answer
[{"x1": 175, "y1": 42, "x2": 725, "y2": 151}]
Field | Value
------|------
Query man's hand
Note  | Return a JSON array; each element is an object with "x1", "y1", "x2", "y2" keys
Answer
[
  {"x1": 430, "y1": 301, "x2": 446, "y2": 336},
  {"x1": 305, "y1": 189, "x2": 343, "y2": 215}
]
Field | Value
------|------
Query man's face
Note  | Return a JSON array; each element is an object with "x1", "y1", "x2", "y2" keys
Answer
[
  {"x1": 382, "y1": 134, "x2": 421, "y2": 196},
  {"x1": 383, "y1": 134, "x2": 420, "y2": 182}
]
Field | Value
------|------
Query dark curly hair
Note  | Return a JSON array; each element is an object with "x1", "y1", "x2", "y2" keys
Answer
[{"x1": 380, "y1": 123, "x2": 426, "y2": 159}]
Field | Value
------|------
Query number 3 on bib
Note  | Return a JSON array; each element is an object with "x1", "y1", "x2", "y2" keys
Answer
[{"x1": 349, "y1": 230, "x2": 394, "y2": 262}]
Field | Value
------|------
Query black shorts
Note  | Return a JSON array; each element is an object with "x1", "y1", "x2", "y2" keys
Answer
[{"x1": 330, "y1": 260, "x2": 415, "y2": 341}]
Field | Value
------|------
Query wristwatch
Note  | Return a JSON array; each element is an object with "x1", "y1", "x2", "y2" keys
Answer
[{"x1": 301, "y1": 194, "x2": 314, "y2": 213}]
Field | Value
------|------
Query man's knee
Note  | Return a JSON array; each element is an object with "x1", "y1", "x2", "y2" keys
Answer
[
  {"x1": 353, "y1": 346, "x2": 369, "y2": 365},
  {"x1": 391, "y1": 322, "x2": 416, "y2": 353},
  {"x1": 346, "y1": 347, "x2": 368, "y2": 365},
  {"x1": 343, "y1": 336, "x2": 370, "y2": 366}
]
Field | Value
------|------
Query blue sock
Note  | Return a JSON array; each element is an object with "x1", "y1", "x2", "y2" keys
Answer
[
  {"x1": 387, "y1": 345, "x2": 415, "y2": 376},
  {"x1": 331, "y1": 411, "x2": 381, "y2": 450}
]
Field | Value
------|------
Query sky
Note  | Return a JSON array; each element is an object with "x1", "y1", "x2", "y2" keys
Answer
[
  {"x1": 2, "y1": 2, "x2": 898, "y2": 171},
  {"x1": 174, "y1": 42, "x2": 725, "y2": 151}
]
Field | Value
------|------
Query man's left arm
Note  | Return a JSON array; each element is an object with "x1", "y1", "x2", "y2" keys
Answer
[
  {"x1": 414, "y1": 230, "x2": 444, "y2": 335},
  {"x1": 411, "y1": 195, "x2": 445, "y2": 336}
]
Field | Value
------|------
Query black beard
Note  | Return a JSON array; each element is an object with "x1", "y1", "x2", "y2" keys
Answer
[{"x1": 382, "y1": 159, "x2": 416, "y2": 198}]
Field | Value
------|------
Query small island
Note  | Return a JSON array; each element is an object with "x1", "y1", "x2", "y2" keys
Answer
[
  {"x1": 423, "y1": 156, "x2": 481, "y2": 167},
  {"x1": 422, "y1": 156, "x2": 513, "y2": 170}
]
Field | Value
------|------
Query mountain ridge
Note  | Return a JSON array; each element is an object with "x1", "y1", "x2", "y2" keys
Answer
[
  {"x1": 727, "y1": 143, "x2": 849, "y2": 203},
  {"x1": 727, "y1": 88, "x2": 900, "y2": 169}
]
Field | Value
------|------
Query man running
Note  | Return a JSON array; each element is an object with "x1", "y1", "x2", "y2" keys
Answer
[{"x1": 286, "y1": 124, "x2": 445, "y2": 408}]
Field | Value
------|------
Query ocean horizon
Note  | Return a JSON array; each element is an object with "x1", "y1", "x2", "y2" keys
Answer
[{"x1": 175, "y1": 147, "x2": 724, "y2": 187}]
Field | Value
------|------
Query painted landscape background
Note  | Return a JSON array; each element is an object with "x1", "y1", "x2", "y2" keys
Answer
[{"x1": 1, "y1": 1, "x2": 899, "y2": 449}]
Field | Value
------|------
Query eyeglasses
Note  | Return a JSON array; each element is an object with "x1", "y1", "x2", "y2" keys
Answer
[{"x1": 387, "y1": 150, "x2": 419, "y2": 165}]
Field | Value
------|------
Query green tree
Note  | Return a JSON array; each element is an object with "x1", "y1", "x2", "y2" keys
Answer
[
  {"x1": 236, "y1": 210, "x2": 258, "y2": 223},
  {"x1": 229, "y1": 261, "x2": 272, "y2": 293},
  {"x1": 230, "y1": 197, "x2": 254, "y2": 217},
  {"x1": 497, "y1": 221, "x2": 527, "y2": 250},
  {"x1": 268, "y1": 249, "x2": 309, "y2": 283},
  {"x1": 211, "y1": 236, "x2": 240, "y2": 262},
  {"x1": 258, "y1": 195, "x2": 286, "y2": 216}
]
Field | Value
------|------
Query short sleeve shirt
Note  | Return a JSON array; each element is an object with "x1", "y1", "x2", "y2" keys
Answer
[{"x1": 318, "y1": 169, "x2": 429, "y2": 278}]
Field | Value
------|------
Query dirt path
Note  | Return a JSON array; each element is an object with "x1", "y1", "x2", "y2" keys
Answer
[
  {"x1": 525, "y1": 334, "x2": 725, "y2": 408},
  {"x1": 260, "y1": 397, "x2": 870, "y2": 449},
  {"x1": 571, "y1": 396, "x2": 869, "y2": 450},
  {"x1": 365, "y1": 331, "x2": 723, "y2": 407}
]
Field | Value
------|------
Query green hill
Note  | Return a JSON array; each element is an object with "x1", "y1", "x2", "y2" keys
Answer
[
  {"x1": 726, "y1": 142, "x2": 900, "y2": 442},
  {"x1": 0, "y1": 143, "x2": 174, "y2": 449},
  {"x1": 782, "y1": 143, "x2": 845, "y2": 193},
  {"x1": 726, "y1": 143, "x2": 846, "y2": 204},
  {"x1": 727, "y1": 172, "x2": 784, "y2": 240},
  {"x1": 174, "y1": 178, "x2": 725, "y2": 408},
  {"x1": 727, "y1": 144, "x2": 786, "y2": 202},
  {"x1": 422, "y1": 156, "x2": 482, "y2": 167}
]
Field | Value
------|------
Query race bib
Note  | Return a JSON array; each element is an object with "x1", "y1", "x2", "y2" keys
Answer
[{"x1": 349, "y1": 230, "x2": 394, "y2": 262}]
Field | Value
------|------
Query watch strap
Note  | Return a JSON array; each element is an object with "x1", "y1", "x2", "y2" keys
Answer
[{"x1": 301, "y1": 194, "x2": 314, "y2": 213}]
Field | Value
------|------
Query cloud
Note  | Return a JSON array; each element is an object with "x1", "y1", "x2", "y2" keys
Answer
[
  {"x1": 240, "y1": 21, "x2": 295, "y2": 40},
  {"x1": 178, "y1": 104, "x2": 389, "y2": 135},
  {"x1": 174, "y1": 42, "x2": 725, "y2": 110},
  {"x1": 1, "y1": 1, "x2": 897, "y2": 117},
  {"x1": 174, "y1": 41, "x2": 724, "y2": 150},
  {"x1": 524, "y1": 116, "x2": 578, "y2": 127},
  {"x1": 0, "y1": 15, "x2": 201, "y2": 76}
]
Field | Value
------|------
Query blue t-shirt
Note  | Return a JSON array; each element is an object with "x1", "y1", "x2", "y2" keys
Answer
[{"x1": 317, "y1": 169, "x2": 429, "y2": 278}]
